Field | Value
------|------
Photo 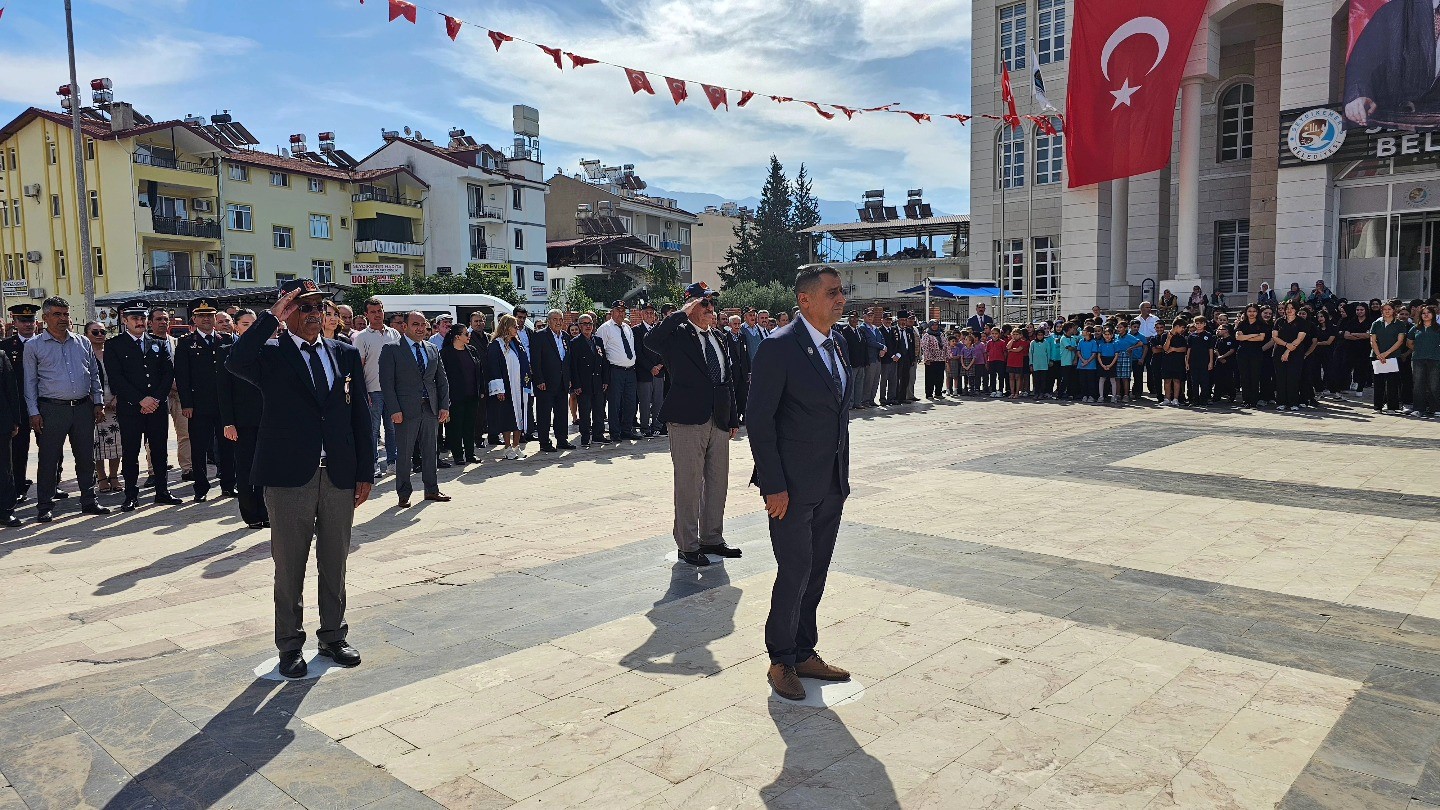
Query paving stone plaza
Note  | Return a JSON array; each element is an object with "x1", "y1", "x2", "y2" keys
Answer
[{"x1": 0, "y1": 398, "x2": 1438, "y2": 809}]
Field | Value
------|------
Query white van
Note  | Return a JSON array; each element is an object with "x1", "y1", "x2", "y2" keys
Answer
[{"x1": 363, "y1": 294, "x2": 516, "y2": 328}]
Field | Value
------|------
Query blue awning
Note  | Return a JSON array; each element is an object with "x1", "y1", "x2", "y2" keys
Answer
[{"x1": 898, "y1": 283, "x2": 1017, "y2": 298}]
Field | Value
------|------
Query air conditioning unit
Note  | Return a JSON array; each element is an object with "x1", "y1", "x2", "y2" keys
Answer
[
  {"x1": 29, "y1": 288, "x2": 45, "y2": 299},
  {"x1": 23, "y1": 184, "x2": 41, "y2": 198},
  {"x1": 25, "y1": 251, "x2": 41, "y2": 263},
  {"x1": 192, "y1": 199, "x2": 212, "y2": 212}
]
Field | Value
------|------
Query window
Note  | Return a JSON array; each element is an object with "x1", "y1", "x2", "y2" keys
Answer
[
  {"x1": 228, "y1": 164, "x2": 249, "y2": 182},
  {"x1": 93, "y1": 247, "x2": 104, "y2": 277},
  {"x1": 227, "y1": 203, "x2": 252, "y2": 231},
  {"x1": 9, "y1": 253, "x2": 21, "y2": 280},
  {"x1": 275, "y1": 272, "x2": 297, "y2": 283},
  {"x1": 996, "y1": 239, "x2": 1024, "y2": 292},
  {"x1": 3, "y1": 255, "x2": 12, "y2": 280},
  {"x1": 1214, "y1": 219, "x2": 1251, "y2": 293},
  {"x1": 0, "y1": 201, "x2": 7, "y2": 228},
  {"x1": 1037, "y1": 0, "x2": 1066, "y2": 65},
  {"x1": 51, "y1": 194, "x2": 61, "y2": 217},
  {"x1": 1033, "y1": 237, "x2": 1059, "y2": 294},
  {"x1": 680, "y1": 226, "x2": 691, "y2": 245},
  {"x1": 89, "y1": 190, "x2": 100, "y2": 219},
  {"x1": 270, "y1": 172, "x2": 289, "y2": 187},
  {"x1": 273, "y1": 225, "x2": 293, "y2": 249},
  {"x1": 877, "y1": 271, "x2": 890, "y2": 283},
  {"x1": 309, "y1": 214, "x2": 331, "y2": 239},
  {"x1": 514, "y1": 228, "x2": 524, "y2": 250},
  {"x1": 512, "y1": 186, "x2": 523, "y2": 210},
  {"x1": 619, "y1": 215, "x2": 633, "y2": 233},
  {"x1": 48, "y1": 143, "x2": 57, "y2": 165},
  {"x1": 340, "y1": 217, "x2": 348, "y2": 229},
  {"x1": 998, "y1": 126, "x2": 1025, "y2": 189},
  {"x1": 311, "y1": 259, "x2": 333, "y2": 284},
  {"x1": 84, "y1": 139, "x2": 95, "y2": 161},
  {"x1": 11, "y1": 199, "x2": 19, "y2": 226},
  {"x1": 6, "y1": 148, "x2": 16, "y2": 170},
  {"x1": 1218, "y1": 83, "x2": 1255, "y2": 162},
  {"x1": 1035, "y1": 125, "x2": 1064, "y2": 185},
  {"x1": 229, "y1": 254, "x2": 255, "y2": 282},
  {"x1": 999, "y1": 3, "x2": 1027, "y2": 71},
  {"x1": 55, "y1": 250, "x2": 67, "y2": 278},
  {"x1": 308, "y1": 177, "x2": 325, "y2": 193}
]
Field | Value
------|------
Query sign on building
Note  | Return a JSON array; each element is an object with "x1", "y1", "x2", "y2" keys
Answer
[
  {"x1": 1, "y1": 281, "x2": 27, "y2": 297},
  {"x1": 350, "y1": 262, "x2": 404, "y2": 285}
]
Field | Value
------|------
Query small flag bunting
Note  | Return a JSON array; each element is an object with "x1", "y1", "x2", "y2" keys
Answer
[
  {"x1": 943, "y1": 114, "x2": 972, "y2": 124},
  {"x1": 566, "y1": 53, "x2": 599, "y2": 68},
  {"x1": 444, "y1": 15, "x2": 461, "y2": 40},
  {"x1": 803, "y1": 101, "x2": 835, "y2": 120},
  {"x1": 487, "y1": 30, "x2": 512, "y2": 51},
  {"x1": 904, "y1": 112, "x2": 931, "y2": 123},
  {"x1": 702, "y1": 84, "x2": 728, "y2": 110},
  {"x1": 537, "y1": 44, "x2": 563, "y2": 69},
  {"x1": 387, "y1": 0, "x2": 416, "y2": 23},
  {"x1": 737, "y1": 91, "x2": 756, "y2": 107},
  {"x1": 625, "y1": 68, "x2": 656, "y2": 95},
  {"x1": 665, "y1": 77, "x2": 688, "y2": 105}
]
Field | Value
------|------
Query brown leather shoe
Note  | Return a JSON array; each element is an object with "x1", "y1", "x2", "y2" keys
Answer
[
  {"x1": 795, "y1": 654, "x2": 850, "y2": 682},
  {"x1": 768, "y1": 663, "x2": 806, "y2": 701},
  {"x1": 424, "y1": 492, "x2": 452, "y2": 502},
  {"x1": 396, "y1": 499, "x2": 411, "y2": 509}
]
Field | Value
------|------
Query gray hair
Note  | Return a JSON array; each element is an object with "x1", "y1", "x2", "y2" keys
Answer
[
  {"x1": 42, "y1": 296, "x2": 69, "y2": 315},
  {"x1": 547, "y1": 309, "x2": 563, "y2": 319}
]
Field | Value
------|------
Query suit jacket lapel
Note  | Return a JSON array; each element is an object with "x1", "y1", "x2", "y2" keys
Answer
[
  {"x1": 281, "y1": 336, "x2": 326, "y2": 405},
  {"x1": 793, "y1": 324, "x2": 842, "y2": 404}
]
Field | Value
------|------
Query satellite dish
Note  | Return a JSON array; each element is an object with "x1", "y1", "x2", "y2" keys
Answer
[{"x1": 403, "y1": 126, "x2": 412, "y2": 136}]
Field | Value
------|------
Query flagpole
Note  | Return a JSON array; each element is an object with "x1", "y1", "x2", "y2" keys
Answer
[
  {"x1": 64, "y1": 0, "x2": 97, "y2": 321},
  {"x1": 1025, "y1": 34, "x2": 1036, "y2": 327}
]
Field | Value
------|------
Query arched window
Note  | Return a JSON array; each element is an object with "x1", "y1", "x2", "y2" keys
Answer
[
  {"x1": 998, "y1": 126, "x2": 1025, "y2": 190},
  {"x1": 1218, "y1": 82, "x2": 1255, "y2": 162},
  {"x1": 1035, "y1": 122, "x2": 1064, "y2": 185}
]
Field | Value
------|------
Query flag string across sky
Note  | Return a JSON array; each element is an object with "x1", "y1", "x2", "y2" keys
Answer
[{"x1": 367, "y1": 0, "x2": 1039, "y2": 129}]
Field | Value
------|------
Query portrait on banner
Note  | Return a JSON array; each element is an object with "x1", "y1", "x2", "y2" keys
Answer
[{"x1": 1345, "y1": 0, "x2": 1440, "y2": 129}]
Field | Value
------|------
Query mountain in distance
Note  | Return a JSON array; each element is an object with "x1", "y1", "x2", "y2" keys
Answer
[{"x1": 647, "y1": 185, "x2": 862, "y2": 225}]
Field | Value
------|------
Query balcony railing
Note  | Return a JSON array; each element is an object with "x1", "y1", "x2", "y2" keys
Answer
[
  {"x1": 355, "y1": 239, "x2": 424, "y2": 256},
  {"x1": 469, "y1": 246, "x2": 508, "y2": 261},
  {"x1": 132, "y1": 152, "x2": 217, "y2": 175},
  {"x1": 151, "y1": 216, "x2": 222, "y2": 239},
  {"x1": 502, "y1": 144, "x2": 541, "y2": 162},
  {"x1": 144, "y1": 266, "x2": 224, "y2": 292},
  {"x1": 352, "y1": 191, "x2": 422, "y2": 208},
  {"x1": 659, "y1": 239, "x2": 685, "y2": 252},
  {"x1": 469, "y1": 205, "x2": 504, "y2": 221}
]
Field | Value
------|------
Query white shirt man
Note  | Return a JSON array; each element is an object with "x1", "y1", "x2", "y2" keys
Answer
[
  {"x1": 353, "y1": 323, "x2": 400, "y2": 395},
  {"x1": 1137, "y1": 306, "x2": 1159, "y2": 339},
  {"x1": 595, "y1": 313, "x2": 637, "y2": 369}
]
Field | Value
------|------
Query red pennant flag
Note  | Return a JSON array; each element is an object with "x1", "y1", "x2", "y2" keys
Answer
[
  {"x1": 864, "y1": 103, "x2": 898, "y2": 112},
  {"x1": 1065, "y1": 0, "x2": 1206, "y2": 187},
  {"x1": 803, "y1": 102, "x2": 836, "y2": 120},
  {"x1": 980, "y1": 114, "x2": 1003, "y2": 121},
  {"x1": 737, "y1": 91, "x2": 756, "y2": 107},
  {"x1": 770, "y1": 95, "x2": 793, "y2": 104},
  {"x1": 1000, "y1": 63, "x2": 1021, "y2": 129},
  {"x1": 567, "y1": 53, "x2": 599, "y2": 68},
  {"x1": 444, "y1": 15, "x2": 462, "y2": 40},
  {"x1": 1028, "y1": 115, "x2": 1060, "y2": 137},
  {"x1": 943, "y1": 113, "x2": 972, "y2": 124},
  {"x1": 387, "y1": 0, "x2": 416, "y2": 23},
  {"x1": 899, "y1": 111, "x2": 930, "y2": 123},
  {"x1": 624, "y1": 68, "x2": 656, "y2": 95},
  {"x1": 665, "y1": 77, "x2": 688, "y2": 105},
  {"x1": 487, "y1": 30, "x2": 512, "y2": 51},
  {"x1": 538, "y1": 45, "x2": 563, "y2": 69},
  {"x1": 702, "y1": 84, "x2": 728, "y2": 110},
  {"x1": 833, "y1": 106, "x2": 858, "y2": 120},
  {"x1": 0, "y1": 8, "x2": 6, "y2": 20}
]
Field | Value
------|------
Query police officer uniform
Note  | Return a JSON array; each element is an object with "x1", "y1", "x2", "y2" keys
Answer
[
  {"x1": 174, "y1": 298, "x2": 236, "y2": 501},
  {"x1": 0, "y1": 343, "x2": 23, "y2": 526},
  {"x1": 1, "y1": 304, "x2": 39, "y2": 502},
  {"x1": 103, "y1": 301, "x2": 183, "y2": 511}
]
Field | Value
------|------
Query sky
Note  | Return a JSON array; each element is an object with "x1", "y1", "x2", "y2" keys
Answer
[{"x1": 0, "y1": 0, "x2": 973, "y2": 219}]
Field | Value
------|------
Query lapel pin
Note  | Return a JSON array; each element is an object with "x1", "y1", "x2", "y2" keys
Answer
[{"x1": 806, "y1": 347, "x2": 815, "y2": 356}]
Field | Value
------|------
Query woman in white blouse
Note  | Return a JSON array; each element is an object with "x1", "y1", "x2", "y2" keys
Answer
[{"x1": 485, "y1": 315, "x2": 532, "y2": 460}]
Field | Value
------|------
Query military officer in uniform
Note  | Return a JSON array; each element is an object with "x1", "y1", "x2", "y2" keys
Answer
[
  {"x1": 175, "y1": 298, "x2": 236, "y2": 502},
  {"x1": 103, "y1": 301, "x2": 184, "y2": 511},
  {"x1": 0, "y1": 340, "x2": 23, "y2": 527},
  {"x1": 2, "y1": 304, "x2": 40, "y2": 503}
]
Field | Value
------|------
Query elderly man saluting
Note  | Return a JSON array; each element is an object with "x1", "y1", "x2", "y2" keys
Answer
[
  {"x1": 226, "y1": 280, "x2": 374, "y2": 679},
  {"x1": 747, "y1": 266, "x2": 854, "y2": 701}
]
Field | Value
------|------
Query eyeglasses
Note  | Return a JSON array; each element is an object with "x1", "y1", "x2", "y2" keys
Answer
[
  {"x1": 295, "y1": 303, "x2": 324, "y2": 314},
  {"x1": 88, "y1": 330, "x2": 105, "y2": 336}
]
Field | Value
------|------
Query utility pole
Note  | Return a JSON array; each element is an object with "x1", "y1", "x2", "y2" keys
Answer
[{"x1": 64, "y1": 0, "x2": 96, "y2": 320}]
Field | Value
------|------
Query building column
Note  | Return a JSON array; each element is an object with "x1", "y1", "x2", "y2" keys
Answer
[
  {"x1": 1174, "y1": 77, "x2": 1205, "y2": 288},
  {"x1": 1109, "y1": 179, "x2": 1129, "y2": 309}
]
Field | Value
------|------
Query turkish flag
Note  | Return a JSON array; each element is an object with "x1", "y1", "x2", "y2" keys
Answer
[
  {"x1": 1065, "y1": 0, "x2": 1208, "y2": 188},
  {"x1": 537, "y1": 45, "x2": 564, "y2": 70},
  {"x1": 625, "y1": 68, "x2": 656, "y2": 95},
  {"x1": 444, "y1": 15, "x2": 461, "y2": 41},
  {"x1": 665, "y1": 77, "x2": 688, "y2": 105},
  {"x1": 1000, "y1": 63, "x2": 1021, "y2": 128},
  {"x1": 487, "y1": 30, "x2": 512, "y2": 51},
  {"x1": 702, "y1": 84, "x2": 728, "y2": 110},
  {"x1": 737, "y1": 91, "x2": 756, "y2": 107},
  {"x1": 804, "y1": 102, "x2": 835, "y2": 120},
  {"x1": 387, "y1": 0, "x2": 415, "y2": 23},
  {"x1": 567, "y1": 53, "x2": 599, "y2": 68}
]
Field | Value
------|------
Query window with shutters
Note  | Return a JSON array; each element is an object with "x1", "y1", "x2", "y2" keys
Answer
[
  {"x1": 1037, "y1": 0, "x2": 1066, "y2": 65},
  {"x1": 1033, "y1": 237, "x2": 1060, "y2": 294},
  {"x1": 230, "y1": 254, "x2": 255, "y2": 282},
  {"x1": 999, "y1": 4, "x2": 1027, "y2": 71},
  {"x1": 1218, "y1": 83, "x2": 1255, "y2": 162},
  {"x1": 1035, "y1": 126, "x2": 1064, "y2": 185},
  {"x1": 995, "y1": 239, "x2": 1024, "y2": 293},
  {"x1": 1214, "y1": 219, "x2": 1251, "y2": 294},
  {"x1": 998, "y1": 126, "x2": 1025, "y2": 190}
]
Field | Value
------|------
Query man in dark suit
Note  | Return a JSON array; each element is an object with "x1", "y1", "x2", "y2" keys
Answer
[
  {"x1": 634, "y1": 303, "x2": 666, "y2": 437},
  {"x1": 2, "y1": 304, "x2": 40, "y2": 503},
  {"x1": 225, "y1": 279, "x2": 373, "y2": 679},
  {"x1": 104, "y1": 301, "x2": 183, "y2": 512},
  {"x1": 175, "y1": 298, "x2": 236, "y2": 502},
  {"x1": 0, "y1": 343, "x2": 23, "y2": 527},
  {"x1": 747, "y1": 265, "x2": 853, "y2": 702},
  {"x1": 514, "y1": 306, "x2": 539, "y2": 442},
  {"x1": 896, "y1": 310, "x2": 921, "y2": 403},
  {"x1": 839, "y1": 311, "x2": 868, "y2": 410},
  {"x1": 567, "y1": 314, "x2": 609, "y2": 447},
  {"x1": 380, "y1": 311, "x2": 451, "y2": 508},
  {"x1": 724, "y1": 313, "x2": 750, "y2": 423},
  {"x1": 645, "y1": 284, "x2": 742, "y2": 567},
  {"x1": 219, "y1": 308, "x2": 269, "y2": 528},
  {"x1": 880, "y1": 312, "x2": 903, "y2": 405},
  {"x1": 530, "y1": 309, "x2": 575, "y2": 452}
]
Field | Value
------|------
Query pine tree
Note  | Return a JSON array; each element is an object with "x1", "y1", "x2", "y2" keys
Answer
[
  {"x1": 751, "y1": 155, "x2": 795, "y2": 287},
  {"x1": 789, "y1": 163, "x2": 822, "y2": 265},
  {"x1": 719, "y1": 210, "x2": 756, "y2": 288}
]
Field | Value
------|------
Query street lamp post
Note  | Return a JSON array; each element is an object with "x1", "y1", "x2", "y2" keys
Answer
[{"x1": 63, "y1": 0, "x2": 97, "y2": 320}]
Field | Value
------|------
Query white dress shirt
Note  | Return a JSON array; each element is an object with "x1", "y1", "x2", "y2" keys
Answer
[
  {"x1": 291, "y1": 332, "x2": 336, "y2": 387},
  {"x1": 799, "y1": 315, "x2": 847, "y2": 392},
  {"x1": 696, "y1": 327, "x2": 726, "y2": 383},
  {"x1": 595, "y1": 318, "x2": 636, "y2": 368}
]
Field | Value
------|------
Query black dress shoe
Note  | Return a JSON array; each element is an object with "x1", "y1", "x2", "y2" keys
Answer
[
  {"x1": 557, "y1": 442, "x2": 577, "y2": 450},
  {"x1": 0, "y1": 515, "x2": 21, "y2": 528},
  {"x1": 81, "y1": 503, "x2": 111, "y2": 516},
  {"x1": 278, "y1": 650, "x2": 308, "y2": 679},
  {"x1": 246, "y1": 522, "x2": 266, "y2": 530},
  {"x1": 262, "y1": 521, "x2": 271, "y2": 528},
  {"x1": 698, "y1": 543, "x2": 742, "y2": 559},
  {"x1": 396, "y1": 499, "x2": 411, "y2": 509},
  {"x1": 180, "y1": 471, "x2": 196, "y2": 482},
  {"x1": 141, "y1": 475, "x2": 158, "y2": 488},
  {"x1": 436, "y1": 459, "x2": 453, "y2": 469},
  {"x1": 678, "y1": 550, "x2": 712, "y2": 567},
  {"x1": 35, "y1": 509, "x2": 53, "y2": 523},
  {"x1": 194, "y1": 493, "x2": 209, "y2": 503},
  {"x1": 54, "y1": 491, "x2": 69, "y2": 499},
  {"x1": 540, "y1": 445, "x2": 558, "y2": 453},
  {"x1": 154, "y1": 493, "x2": 183, "y2": 505},
  {"x1": 318, "y1": 639, "x2": 362, "y2": 667},
  {"x1": 120, "y1": 496, "x2": 138, "y2": 512},
  {"x1": 221, "y1": 488, "x2": 239, "y2": 498}
]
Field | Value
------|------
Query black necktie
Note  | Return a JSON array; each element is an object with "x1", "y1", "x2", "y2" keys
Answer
[
  {"x1": 412, "y1": 340, "x2": 425, "y2": 371},
  {"x1": 619, "y1": 325, "x2": 633, "y2": 360},
  {"x1": 301, "y1": 343, "x2": 327, "y2": 395},
  {"x1": 702, "y1": 331, "x2": 723, "y2": 384},
  {"x1": 820, "y1": 338, "x2": 843, "y2": 398}
]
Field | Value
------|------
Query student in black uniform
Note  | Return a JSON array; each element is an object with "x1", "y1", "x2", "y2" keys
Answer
[
  {"x1": 1233, "y1": 304, "x2": 1268, "y2": 407},
  {"x1": 2, "y1": 304, "x2": 40, "y2": 503},
  {"x1": 1272, "y1": 300, "x2": 1311, "y2": 411},
  {"x1": 1161, "y1": 319, "x2": 1189, "y2": 406},
  {"x1": 175, "y1": 298, "x2": 236, "y2": 501},
  {"x1": 1212, "y1": 325, "x2": 1238, "y2": 404},
  {"x1": 567, "y1": 314, "x2": 609, "y2": 447},
  {"x1": 219, "y1": 309, "x2": 269, "y2": 528},
  {"x1": 103, "y1": 301, "x2": 184, "y2": 512},
  {"x1": 1186, "y1": 317, "x2": 1215, "y2": 406}
]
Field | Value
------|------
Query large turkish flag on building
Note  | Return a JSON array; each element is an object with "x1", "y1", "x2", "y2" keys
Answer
[{"x1": 1065, "y1": 0, "x2": 1208, "y2": 188}]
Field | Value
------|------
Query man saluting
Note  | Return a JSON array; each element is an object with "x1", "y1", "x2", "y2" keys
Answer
[
  {"x1": 226, "y1": 280, "x2": 374, "y2": 679},
  {"x1": 747, "y1": 265, "x2": 853, "y2": 701}
]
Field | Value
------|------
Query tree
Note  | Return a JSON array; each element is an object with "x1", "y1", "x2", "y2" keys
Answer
[
  {"x1": 719, "y1": 210, "x2": 757, "y2": 288},
  {"x1": 789, "y1": 163, "x2": 822, "y2": 264},
  {"x1": 720, "y1": 155, "x2": 797, "y2": 289},
  {"x1": 549, "y1": 280, "x2": 594, "y2": 314},
  {"x1": 717, "y1": 280, "x2": 796, "y2": 315},
  {"x1": 646, "y1": 256, "x2": 683, "y2": 307},
  {"x1": 347, "y1": 262, "x2": 522, "y2": 305}
]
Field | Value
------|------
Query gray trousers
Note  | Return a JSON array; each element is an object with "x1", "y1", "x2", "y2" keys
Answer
[
  {"x1": 36, "y1": 399, "x2": 97, "y2": 507},
  {"x1": 265, "y1": 467, "x2": 354, "y2": 652},
  {"x1": 879, "y1": 361, "x2": 899, "y2": 404},
  {"x1": 849, "y1": 365, "x2": 868, "y2": 408},
  {"x1": 394, "y1": 405, "x2": 439, "y2": 500},
  {"x1": 638, "y1": 377, "x2": 665, "y2": 433},
  {"x1": 901, "y1": 362, "x2": 918, "y2": 401},
  {"x1": 862, "y1": 362, "x2": 882, "y2": 406},
  {"x1": 668, "y1": 421, "x2": 729, "y2": 552}
]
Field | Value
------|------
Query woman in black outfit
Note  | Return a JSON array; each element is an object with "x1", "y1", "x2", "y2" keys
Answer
[
  {"x1": 1259, "y1": 307, "x2": 1278, "y2": 403},
  {"x1": 1272, "y1": 301, "x2": 1309, "y2": 411},
  {"x1": 1233, "y1": 304, "x2": 1267, "y2": 407},
  {"x1": 1308, "y1": 307, "x2": 1338, "y2": 401},
  {"x1": 440, "y1": 328, "x2": 484, "y2": 464},
  {"x1": 1340, "y1": 302, "x2": 1373, "y2": 394}
]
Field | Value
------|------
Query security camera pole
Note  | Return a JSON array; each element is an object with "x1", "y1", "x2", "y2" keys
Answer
[{"x1": 64, "y1": 0, "x2": 97, "y2": 320}]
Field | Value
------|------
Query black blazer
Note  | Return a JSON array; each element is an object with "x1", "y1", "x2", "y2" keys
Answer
[
  {"x1": 633, "y1": 323, "x2": 665, "y2": 380},
  {"x1": 567, "y1": 334, "x2": 609, "y2": 394},
  {"x1": 218, "y1": 344, "x2": 264, "y2": 429},
  {"x1": 225, "y1": 312, "x2": 373, "y2": 489},
  {"x1": 727, "y1": 330, "x2": 750, "y2": 380},
  {"x1": 746, "y1": 319, "x2": 851, "y2": 502},
  {"x1": 529, "y1": 328, "x2": 572, "y2": 392},
  {"x1": 175, "y1": 331, "x2": 233, "y2": 416},
  {"x1": 103, "y1": 333, "x2": 174, "y2": 415},
  {"x1": 644, "y1": 311, "x2": 738, "y2": 430},
  {"x1": 0, "y1": 352, "x2": 22, "y2": 435},
  {"x1": 839, "y1": 324, "x2": 867, "y2": 368}
]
